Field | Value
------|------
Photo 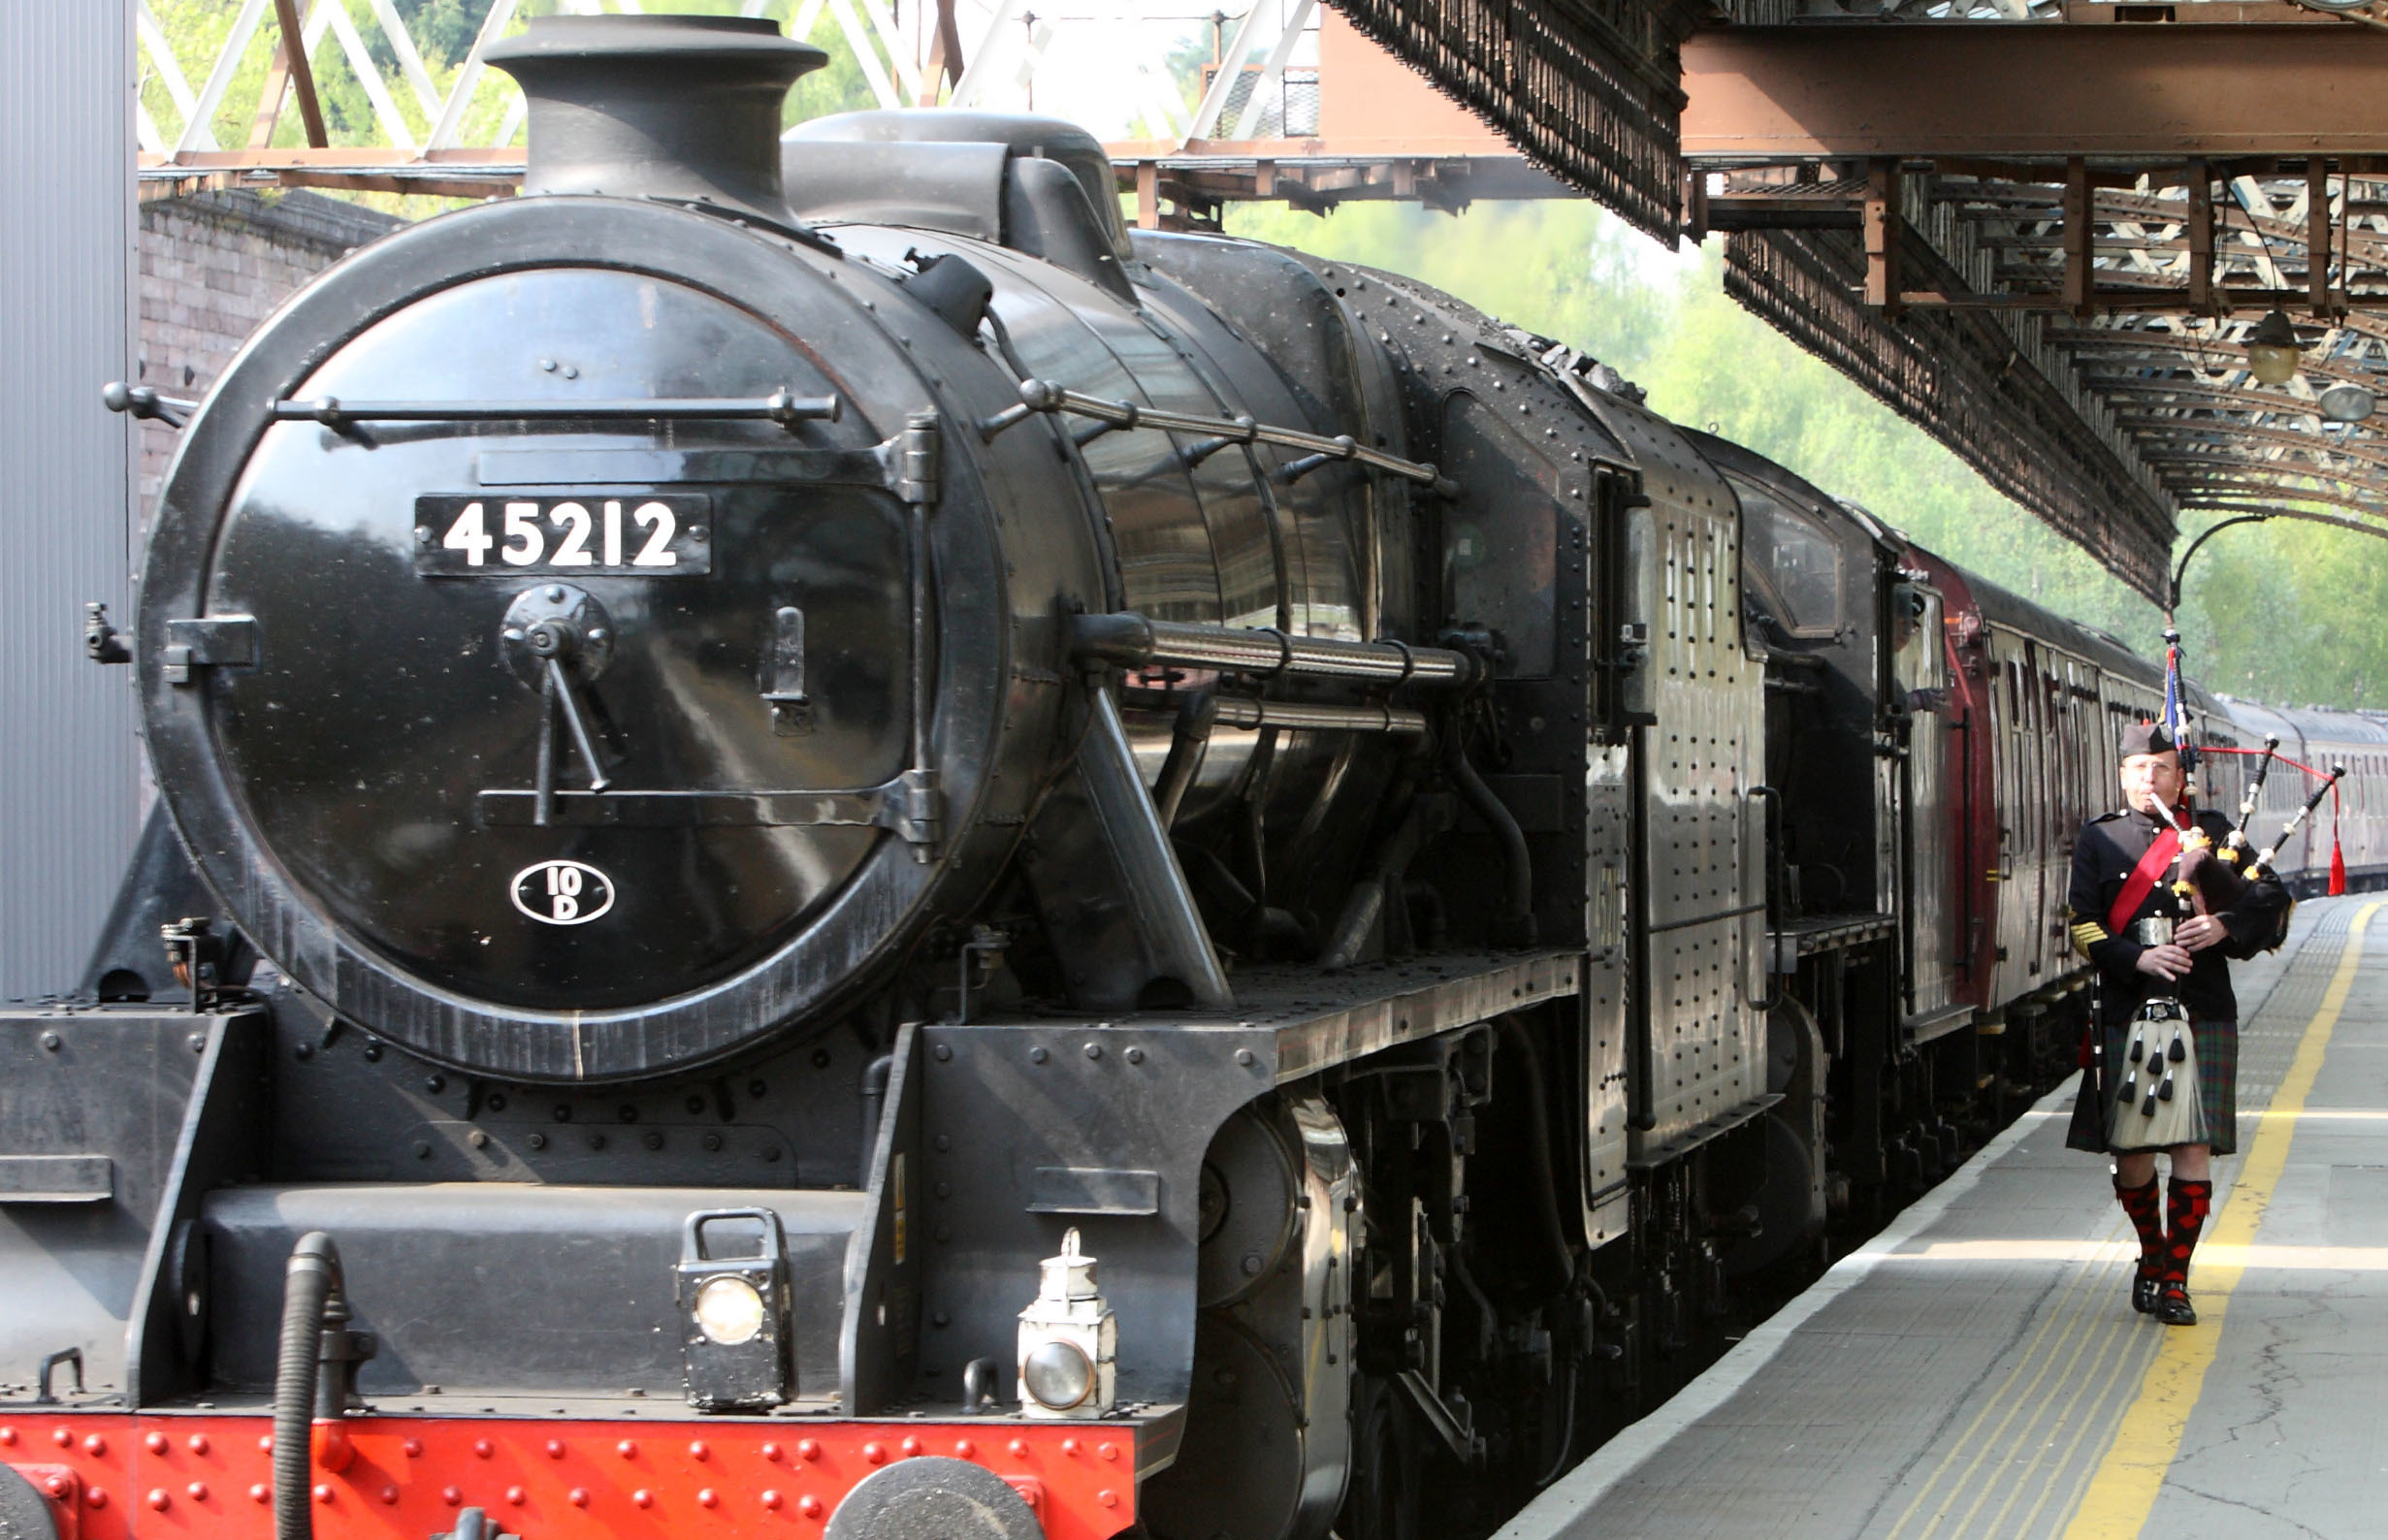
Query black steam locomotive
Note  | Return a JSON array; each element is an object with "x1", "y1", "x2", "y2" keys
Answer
[{"x1": 7, "y1": 14, "x2": 2381, "y2": 1540}]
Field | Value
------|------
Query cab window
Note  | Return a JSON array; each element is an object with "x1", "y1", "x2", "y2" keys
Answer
[{"x1": 1736, "y1": 479, "x2": 1844, "y2": 639}]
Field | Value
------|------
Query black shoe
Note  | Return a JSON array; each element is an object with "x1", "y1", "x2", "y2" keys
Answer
[
  {"x1": 2132, "y1": 1267, "x2": 2160, "y2": 1315},
  {"x1": 2157, "y1": 1283, "x2": 2198, "y2": 1326}
]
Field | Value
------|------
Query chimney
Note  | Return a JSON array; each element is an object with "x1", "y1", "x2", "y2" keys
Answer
[{"x1": 485, "y1": 15, "x2": 823, "y2": 229}]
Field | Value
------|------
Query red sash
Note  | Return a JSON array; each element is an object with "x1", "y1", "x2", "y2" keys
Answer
[{"x1": 2107, "y1": 823, "x2": 2181, "y2": 935}]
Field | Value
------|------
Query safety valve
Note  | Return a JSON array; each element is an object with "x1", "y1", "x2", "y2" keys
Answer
[
  {"x1": 1016, "y1": 1227, "x2": 1115, "y2": 1417},
  {"x1": 676, "y1": 1207, "x2": 793, "y2": 1411}
]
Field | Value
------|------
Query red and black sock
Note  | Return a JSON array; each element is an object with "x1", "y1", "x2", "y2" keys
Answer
[
  {"x1": 2163, "y1": 1178, "x2": 2215, "y2": 1284},
  {"x1": 2114, "y1": 1175, "x2": 2165, "y2": 1269}
]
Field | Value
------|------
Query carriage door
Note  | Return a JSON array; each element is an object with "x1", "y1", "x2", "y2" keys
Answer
[{"x1": 2022, "y1": 642, "x2": 2049, "y2": 979}]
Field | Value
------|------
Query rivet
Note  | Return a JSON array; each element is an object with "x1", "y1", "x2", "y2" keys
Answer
[
  {"x1": 761, "y1": 1491, "x2": 783, "y2": 1510},
  {"x1": 702, "y1": 1133, "x2": 723, "y2": 1151},
  {"x1": 380, "y1": 1486, "x2": 400, "y2": 1506},
  {"x1": 690, "y1": 1442, "x2": 710, "y2": 1461},
  {"x1": 1098, "y1": 1489, "x2": 1119, "y2": 1507},
  {"x1": 1126, "y1": 1046, "x2": 1145, "y2": 1065},
  {"x1": 796, "y1": 1440, "x2": 821, "y2": 1461},
  {"x1": 1098, "y1": 1442, "x2": 1119, "y2": 1461},
  {"x1": 569, "y1": 1489, "x2": 589, "y2": 1508},
  {"x1": 617, "y1": 1440, "x2": 636, "y2": 1459},
  {"x1": 145, "y1": 1431, "x2": 168, "y2": 1453},
  {"x1": 1236, "y1": 1048, "x2": 1256, "y2": 1067},
  {"x1": 761, "y1": 1442, "x2": 782, "y2": 1461},
  {"x1": 53, "y1": 1428, "x2": 72, "y2": 1448},
  {"x1": 1083, "y1": 1043, "x2": 1102, "y2": 1060},
  {"x1": 546, "y1": 586, "x2": 565, "y2": 602},
  {"x1": 505, "y1": 1487, "x2": 526, "y2": 1506},
  {"x1": 474, "y1": 1439, "x2": 494, "y2": 1459},
  {"x1": 425, "y1": 1075, "x2": 445, "y2": 1093},
  {"x1": 954, "y1": 1439, "x2": 976, "y2": 1458},
  {"x1": 468, "y1": 1131, "x2": 489, "y2": 1149},
  {"x1": 252, "y1": 1485, "x2": 273, "y2": 1504},
  {"x1": 146, "y1": 1490, "x2": 172, "y2": 1511},
  {"x1": 899, "y1": 1437, "x2": 921, "y2": 1458},
  {"x1": 697, "y1": 1489, "x2": 718, "y2": 1508},
  {"x1": 40, "y1": 1033, "x2": 59, "y2": 1051},
  {"x1": 643, "y1": 1131, "x2": 663, "y2": 1150},
  {"x1": 187, "y1": 1483, "x2": 210, "y2": 1501},
  {"x1": 312, "y1": 1485, "x2": 333, "y2": 1505},
  {"x1": 1008, "y1": 1439, "x2": 1028, "y2": 1458},
  {"x1": 85, "y1": 1487, "x2": 110, "y2": 1509},
  {"x1": 799, "y1": 1493, "x2": 823, "y2": 1517},
  {"x1": 1061, "y1": 1438, "x2": 1081, "y2": 1457},
  {"x1": 863, "y1": 1442, "x2": 888, "y2": 1465},
  {"x1": 545, "y1": 1439, "x2": 565, "y2": 1459},
  {"x1": 1029, "y1": 1046, "x2": 1049, "y2": 1065},
  {"x1": 84, "y1": 1434, "x2": 107, "y2": 1456},
  {"x1": 933, "y1": 1043, "x2": 952, "y2": 1062},
  {"x1": 0, "y1": 1428, "x2": 14, "y2": 1447},
  {"x1": 413, "y1": 1141, "x2": 433, "y2": 1160},
  {"x1": 932, "y1": 1311, "x2": 950, "y2": 1328},
  {"x1": 633, "y1": 1490, "x2": 654, "y2": 1508}
]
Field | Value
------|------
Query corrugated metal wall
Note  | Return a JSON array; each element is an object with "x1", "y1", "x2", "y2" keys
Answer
[{"x1": 0, "y1": 3, "x2": 138, "y2": 1000}]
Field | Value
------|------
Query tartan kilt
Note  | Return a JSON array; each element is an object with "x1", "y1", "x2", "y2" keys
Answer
[{"x1": 2070, "y1": 1014, "x2": 2239, "y2": 1157}]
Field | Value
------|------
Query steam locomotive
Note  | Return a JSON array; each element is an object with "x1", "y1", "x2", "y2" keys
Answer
[{"x1": 7, "y1": 14, "x2": 2384, "y2": 1540}]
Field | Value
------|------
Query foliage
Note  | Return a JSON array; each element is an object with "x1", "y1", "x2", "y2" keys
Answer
[
  {"x1": 1227, "y1": 199, "x2": 2388, "y2": 711},
  {"x1": 141, "y1": 0, "x2": 879, "y2": 158}
]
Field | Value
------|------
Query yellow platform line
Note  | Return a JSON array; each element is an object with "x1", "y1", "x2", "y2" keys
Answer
[{"x1": 2059, "y1": 901, "x2": 2380, "y2": 1540}]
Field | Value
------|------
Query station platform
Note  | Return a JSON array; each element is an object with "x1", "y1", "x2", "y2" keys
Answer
[{"x1": 1503, "y1": 896, "x2": 2388, "y2": 1540}]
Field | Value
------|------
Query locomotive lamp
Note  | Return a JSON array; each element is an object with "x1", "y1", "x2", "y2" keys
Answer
[
  {"x1": 677, "y1": 1208, "x2": 793, "y2": 1411},
  {"x1": 1017, "y1": 1228, "x2": 1116, "y2": 1417},
  {"x1": 2244, "y1": 309, "x2": 2304, "y2": 387}
]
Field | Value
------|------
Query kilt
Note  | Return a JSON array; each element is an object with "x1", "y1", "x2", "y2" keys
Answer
[{"x1": 2065, "y1": 1015, "x2": 2239, "y2": 1157}]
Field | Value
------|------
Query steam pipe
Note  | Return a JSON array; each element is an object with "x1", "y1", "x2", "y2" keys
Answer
[
  {"x1": 1074, "y1": 612, "x2": 1478, "y2": 688},
  {"x1": 1447, "y1": 739, "x2": 1536, "y2": 946},
  {"x1": 274, "y1": 1233, "x2": 344, "y2": 1540}
]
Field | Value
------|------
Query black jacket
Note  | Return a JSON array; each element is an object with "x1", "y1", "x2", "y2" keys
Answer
[{"x1": 2066, "y1": 804, "x2": 2291, "y2": 1025}]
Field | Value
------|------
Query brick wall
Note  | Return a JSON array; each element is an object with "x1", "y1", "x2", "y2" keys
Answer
[{"x1": 135, "y1": 189, "x2": 404, "y2": 525}]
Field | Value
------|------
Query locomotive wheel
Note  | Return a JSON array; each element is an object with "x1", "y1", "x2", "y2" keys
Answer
[{"x1": 1339, "y1": 1375, "x2": 1421, "y2": 1540}]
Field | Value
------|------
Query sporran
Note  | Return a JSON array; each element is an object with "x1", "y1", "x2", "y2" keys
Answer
[{"x1": 2109, "y1": 917, "x2": 2206, "y2": 1150}]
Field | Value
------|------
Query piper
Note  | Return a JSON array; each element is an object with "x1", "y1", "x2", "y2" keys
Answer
[{"x1": 2063, "y1": 720, "x2": 2291, "y2": 1326}]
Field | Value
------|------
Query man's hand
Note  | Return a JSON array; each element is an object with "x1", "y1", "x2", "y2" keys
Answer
[
  {"x1": 2176, "y1": 914, "x2": 2229, "y2": 952},
  {"x1": 2136, "y1": 942, "x2": 2194, "y2": 980}
]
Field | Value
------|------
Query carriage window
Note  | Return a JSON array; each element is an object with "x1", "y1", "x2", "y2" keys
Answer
[{"x1": 1736, "y1": 480, "x2": 1843, "y2": 639}]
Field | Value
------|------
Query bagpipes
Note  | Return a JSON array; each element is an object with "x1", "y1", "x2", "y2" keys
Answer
[
  {"x1": 2200, "y1": 742, "x2": 2346, "y2": 891},
  {"x1": 2159, "y1": 628, "x2": 2346, "y2": 902}
]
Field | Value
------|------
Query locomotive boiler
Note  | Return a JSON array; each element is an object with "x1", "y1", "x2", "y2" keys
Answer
[{"x1": 11, "y1": 13, "x2": 2387, "y2": 1540}]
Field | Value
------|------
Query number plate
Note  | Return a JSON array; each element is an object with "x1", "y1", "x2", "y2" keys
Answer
[{"x1": 413, "y1": 494, "x2": 712, "y2": 576}]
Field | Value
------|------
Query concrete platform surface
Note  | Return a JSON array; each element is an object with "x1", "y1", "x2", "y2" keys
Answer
[{"x1": 1501, "y1": 895, "x2": 2387, "y2": 1540}]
